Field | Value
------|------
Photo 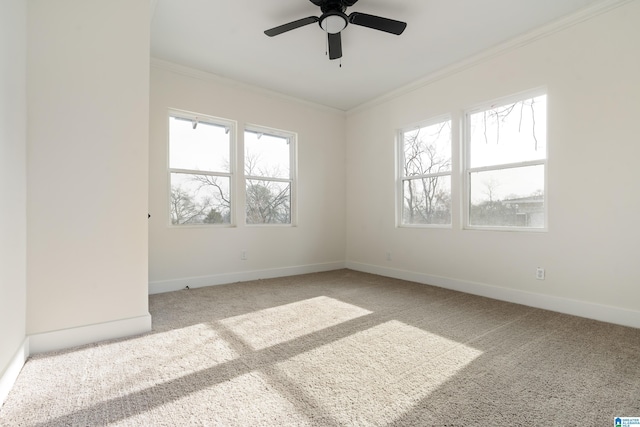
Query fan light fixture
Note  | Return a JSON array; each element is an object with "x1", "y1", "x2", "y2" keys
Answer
[
  {"x1": 264, "y1": 0, "x2": 407, "y2": 61},
  {"x1": 320, "y1": 13, "x2": 347, "y2": 34}
]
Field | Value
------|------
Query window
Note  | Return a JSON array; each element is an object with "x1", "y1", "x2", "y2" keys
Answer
[
  {"x1": 465, "y1": 92, "x2": 547, "y2": 229},
  {"x1": 244, "y1": 126, "x2": 296, "y2": 225},
  {"x1": 168, "y1": 111, "x2": 235, "y2": 225},
  {"x1": 399, "y1": 117, "x2": 452, "y2": 226}
]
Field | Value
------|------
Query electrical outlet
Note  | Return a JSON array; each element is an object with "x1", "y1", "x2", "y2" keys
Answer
[
  {"x1": 241, "y1": 251, "x2": 247, "y2": 261},
  {"x1": 536, "y1": 267, "x2": 545, "y2": 280},
  {"x1": 386, "y1": 252, "x2": 392, "y2": 261}
]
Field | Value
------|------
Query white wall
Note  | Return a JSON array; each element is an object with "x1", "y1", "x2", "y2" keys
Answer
[
  {"x1": 0, "y1": 0, "x2": 28, "y2": 404},
  {"x1": 26, "y1": 0, "x2": 151, "y2": 341},
  {"x1": 149, "y1": 63, "x2": 346, "y2": 292},
  {"x1": 346, "y1": 2, "x2": 640, "y2": 326}
]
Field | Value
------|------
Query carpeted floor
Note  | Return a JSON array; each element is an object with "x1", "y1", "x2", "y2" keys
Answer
[{"x1": 1, "y1": 269, "x2": 639, "y2": 426}]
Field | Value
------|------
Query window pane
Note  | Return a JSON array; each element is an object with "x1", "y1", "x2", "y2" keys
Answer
[
  {"x1": 403, "y1": 120, "x2": 451, "y2": 177},
  {"x1": 246, "y1": 179, "x2": 290, "y2": 224},
  {"x1": 469, "y1": 165, "x2": 545, "y2": 228},
  {"x1": 403, "y1": 176, "x2": 451, "y2": 225},
  {"x1": 245, "y1": 131, "x2": 290, "y2": 179},
  {"x1": 169, "y1": 116, "x2": 230, "y2": 172},
  {"x1": 469, "y1": 95, "x2": 546, "y2": 168},
  {"x1": 170, "y1": 173, "x2": 230, "y2": 225}
]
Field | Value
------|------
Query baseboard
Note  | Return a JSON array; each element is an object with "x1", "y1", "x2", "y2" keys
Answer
[
  {"x1": 346, "y1": 261, "x2": 640, "y2": 329},
  {"x1": 29, "y1": 313, "x2": 152, "y2": 355},
  {"x1": 149, "y1": 261, "x2": 347, "y2": 295},
  {"x1": 0, "y1": 338, "x2": 29, "y2": 407}
]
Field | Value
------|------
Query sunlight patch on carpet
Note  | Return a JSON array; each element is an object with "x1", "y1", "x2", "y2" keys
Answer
[
  {"x1": 219, "y1": 296, "x2": 372, "y2": 350},
  {"x1": 122, "y1": 371, "x2": 316, "y2": 426},
  {"x1": 271, "y1": 319, "x2": 483, "y2": 425},
  {"x1": 2, "y1": 323, "x2": 242, "y2": 426}
]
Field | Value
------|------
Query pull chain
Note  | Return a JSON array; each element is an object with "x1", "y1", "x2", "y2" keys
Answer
[{"x1": 325, "y1": 28, "x2": 328, "y2": 56}]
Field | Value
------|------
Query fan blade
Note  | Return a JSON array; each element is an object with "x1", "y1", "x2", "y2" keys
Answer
[
  {"x1": 309, "y1": 0, "x2": 324, "y2": 6},
  {"x1": 328, "y1": 32, "x2": 342, "y2": 60},
  {"x1": 348, "y1": 12, "x2": 407, "y2": 35},
  {"x1": 264, "y1": 16, "x2": 319, "y2": 37}
]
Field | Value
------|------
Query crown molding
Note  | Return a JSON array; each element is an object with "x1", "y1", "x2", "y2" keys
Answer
[
  {"x1": 347, "y1": 0, "x2": 634, "y2": 115},
  {"x1": 150, "y1": 58, "x2": 346, "y2": 116}
]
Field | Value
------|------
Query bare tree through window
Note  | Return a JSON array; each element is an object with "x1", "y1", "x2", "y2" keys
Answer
[
  {"x1": 467, "y1": 93, "x2": 547, "y2": 228},
  {"x1": 400, "y1": 119, "x2": 452, "y2": 225},
  {"x1": 244, "y1": 128, "x2": 295, "y2": 225},
  {"x1": 168, "y1": 113, "x2": 234, "y2": 225}
]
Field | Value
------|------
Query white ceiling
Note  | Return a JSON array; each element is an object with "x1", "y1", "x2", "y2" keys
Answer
[{"x1": 151, "y1": 0, "x2": 604, "y2": 111}]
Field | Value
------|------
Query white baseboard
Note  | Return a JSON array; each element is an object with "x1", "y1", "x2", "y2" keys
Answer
[
  {"x1": 346, "y1": 261, "x2": 640, "y2": 329},
  {"x1": 29, "y1": 313, "x2": 152, "y2": 355},
  {"x1": 0, "y1": 338, "x2": 29, "y2": 407},
  {"x1": 149, "y1": 261, "x2": 347, "y2": 295}
]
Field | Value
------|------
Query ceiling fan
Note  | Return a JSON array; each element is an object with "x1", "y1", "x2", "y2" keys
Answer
[{"x1": 264, "y1": 0, "x2": 407, "y2": 60}]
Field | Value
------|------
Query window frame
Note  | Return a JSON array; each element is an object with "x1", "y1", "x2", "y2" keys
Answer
[
  {"x1": 167, "y1": 109, "x2": 237, "y2": 227},
  {"x1": 243, "y1": 124, "x2": 297, "y2": 227},
  {"x1": 397, "y1": 114, "x2": 453, "y2": 228},
  {"x1": 463, "y1": 89, "x2": 548, "y2": 232}
]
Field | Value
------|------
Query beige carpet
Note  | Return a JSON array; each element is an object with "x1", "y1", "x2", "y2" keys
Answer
[{"x1": 1, "y1": 269, "x2": 639, "y2": 426}]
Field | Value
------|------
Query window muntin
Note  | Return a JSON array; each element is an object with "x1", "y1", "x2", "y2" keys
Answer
[
  {"x1": 244, "y1": 127, "x2": 296, "y2": 225},
  {"x1": 465, "y1": 93, "x2": 547, "y2": 230},
  {"x1": 168, "y1": 112, "x2": 235, "y2": 226},
  {"x1": 399, "y1": 118, "x2": 452, "y2": 226}
]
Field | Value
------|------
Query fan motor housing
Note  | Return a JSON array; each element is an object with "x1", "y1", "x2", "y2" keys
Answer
[{"x1": 320, "y1": 0, "x2": 349, "y2": 13}]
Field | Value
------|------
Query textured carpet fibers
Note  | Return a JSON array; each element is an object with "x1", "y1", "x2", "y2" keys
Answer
[{"x1": 1, "y1": 270, "x2": 639, "y2": 426}]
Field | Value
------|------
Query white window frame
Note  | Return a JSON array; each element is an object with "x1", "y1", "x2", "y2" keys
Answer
[
  {"x1": 463, "y1": 89, "x2": 548, "y2": 232},
  {"x1": 167, "y1": 109, "x2": 236, "y2": 227},
  {"x1": 243, "y1": 124, "x2": 297, "y2": 227},
  {"x1": 397, "y1": 115, "x2": 453, "y2": 228}
]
